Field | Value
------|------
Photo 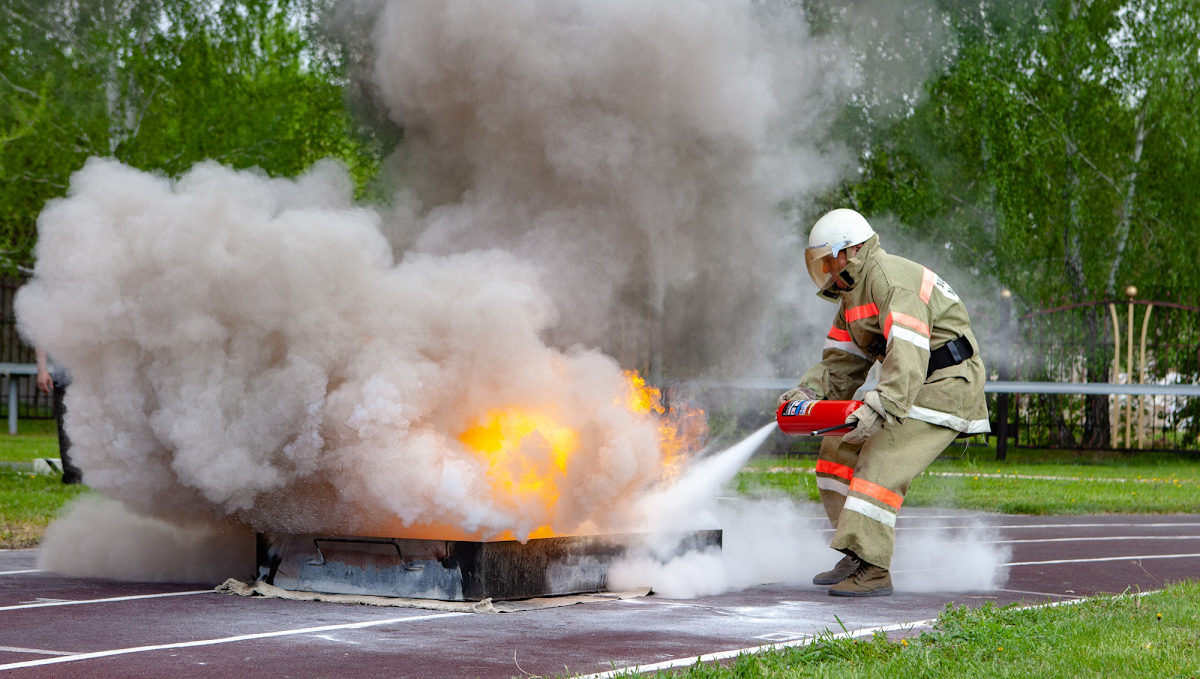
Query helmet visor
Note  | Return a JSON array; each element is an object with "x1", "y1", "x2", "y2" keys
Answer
[{"x1": 805, "y1": 244, "x2": 837, "y2": 290}]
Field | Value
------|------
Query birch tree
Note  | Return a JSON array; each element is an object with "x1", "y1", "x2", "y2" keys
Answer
[
  {"x1": 827, "y1": 0, "x2": 1199, "y2": 445},
  {"x1": 0, "y1": 0, "x2": 383, "y2": 275},
  {"x1": 834, "y1": 0, "x2": 1200, "y2": 305}
]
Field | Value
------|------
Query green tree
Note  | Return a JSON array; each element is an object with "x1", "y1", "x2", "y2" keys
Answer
[
  {"x1": 831, "y1": 0, "x2": 1200, "y2": 307},
  {"x1": 1, "y1": 0, "x2": 113, "y2": 271},
  {"x1": 0, "y1": 0, "x2": 386, "y2": 275},
  {"x1": 820, "y1": 0, "x2": 1199, "y2": 445}
]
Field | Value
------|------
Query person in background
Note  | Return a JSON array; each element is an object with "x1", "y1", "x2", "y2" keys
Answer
[{"x1": 35, "y1": 348, "x2": 80, "y2": 484}]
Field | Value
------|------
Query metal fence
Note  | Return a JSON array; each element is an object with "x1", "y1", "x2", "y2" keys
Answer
[
  {"x1": 5, "y1": 266, "x2": 1200, "y2": 449},
  {"x1": 990, "y1": 293, "x2": 1200, "y2": 454}
]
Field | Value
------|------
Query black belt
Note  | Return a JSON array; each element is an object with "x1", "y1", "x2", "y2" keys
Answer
[{"x1": 927, "y1": 336, "x2": 974, "y2": 378}]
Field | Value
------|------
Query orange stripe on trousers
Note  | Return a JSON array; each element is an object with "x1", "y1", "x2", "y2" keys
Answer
[
  {"x1": 849, "y1": 477, "x2": 904, "y2": 509},
  {"x1": 815, "y1": 460, "x2": 854, "y2": 481}
]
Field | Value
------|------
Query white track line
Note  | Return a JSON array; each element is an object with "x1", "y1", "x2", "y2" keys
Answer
[
  {"x1": 575, "y1": 590, "x2": 1163, "y2": 678},
  {"x1": 804, "y1": 521, "x2": 1200, "y2": 530},
  {"x1": 1004, "y1": 553, "x2": 1200, "y2": 567},
  {"x1": 0, "y1": 646, "x2": 75, "y2": 657},
  {"x1": 0, "y1": 612, "x2": 468, "y2": 671},
  {"x1": 750, "y1": 523, "x2": 1200, "y2": 535},
  {"x1": 897, "y1": 552, "x2": 1200, "y2": 573},
  {"x1": 730, "y1": 515, "x2": 976, "y2": 522},
  {"x1": 0, "y1": 570, "x2": 40, "y2": 576},
  {"x1": 902, "y1": 527, "x2": 1200, "y2": 532},
  {"x1": 996, "y1": 588, "x2": 1081, "y2": 599},
  {"x1": 925, "y1": 471, "x2": 1198, "y2": 484},
  {"x1": 979, "y1": 535, "x2": 1200, "y2": 545},
  {"x1": 0, "y1": 590, "x2": 212, "y2": 612}
]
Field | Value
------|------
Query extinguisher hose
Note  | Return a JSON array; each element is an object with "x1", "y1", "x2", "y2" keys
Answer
[{"x1": 811, "y1": 423, "x2": 852, "y2": 435}]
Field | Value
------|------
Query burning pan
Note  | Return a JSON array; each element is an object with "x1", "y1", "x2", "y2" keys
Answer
[{"x1": 256, "y1": 530, "x2": 721, "y2": 601}]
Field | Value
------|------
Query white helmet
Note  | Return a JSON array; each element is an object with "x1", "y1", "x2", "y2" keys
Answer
[{"x1": 805, "y1": 209, "x2": 876, "y2": 290}]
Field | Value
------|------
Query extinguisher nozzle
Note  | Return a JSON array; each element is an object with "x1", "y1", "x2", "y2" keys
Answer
[{"x1": 812, "y1": 424, "x2": 852, "y2": 435}]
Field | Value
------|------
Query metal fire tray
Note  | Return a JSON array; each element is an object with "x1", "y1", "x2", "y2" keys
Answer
[{"x1": 256, "y1": 530, "x2": 721, "y2": 601}]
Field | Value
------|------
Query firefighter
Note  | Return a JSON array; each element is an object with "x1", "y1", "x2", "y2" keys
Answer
[{"x1": 779, "y1": 209, "x2": 989, "y2": 596}]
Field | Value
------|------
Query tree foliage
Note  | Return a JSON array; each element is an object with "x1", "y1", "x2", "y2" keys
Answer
[
  {"x1": 0, "y1": 0, "x2": 386, "y2": 274},
  {"x1": 824, "y1": 0, "x2": 1200, "y2": 307},
  {"x1": 4, "y1": 0, "x2": 1197, "y2": 313}
]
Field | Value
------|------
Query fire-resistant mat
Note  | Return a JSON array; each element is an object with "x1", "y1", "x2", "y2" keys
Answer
[{"x1": 215, "y1": 578, "x2": 651, "y2": 613}]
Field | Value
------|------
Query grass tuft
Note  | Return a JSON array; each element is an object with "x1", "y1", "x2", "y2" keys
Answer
[
  {"x1": 0, "y1": 467, "x2": 89, "y2": 548},
  {"x1": 0, "y1": 419, "x2": 60, "y2": 463}
]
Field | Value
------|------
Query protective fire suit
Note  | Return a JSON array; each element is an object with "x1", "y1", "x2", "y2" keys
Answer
[{"x1": 794, "y1": 235, "x2": 989, "y2": 569}]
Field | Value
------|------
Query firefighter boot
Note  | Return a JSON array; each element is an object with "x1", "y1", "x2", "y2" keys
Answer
[
  {"x1": 812, "y1": 555, "x2": 860, "y2": 586},
  {"x1": 828, "y1": 562, "x2": 893, "y2": 597}
]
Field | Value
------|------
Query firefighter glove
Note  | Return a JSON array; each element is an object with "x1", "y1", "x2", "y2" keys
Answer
[
  {"x1": 779, "y1": 386, "x2": 819, "y2": 405},
  {"x1": 841, "y1": 391, "x2": 889, "y2": 444}
]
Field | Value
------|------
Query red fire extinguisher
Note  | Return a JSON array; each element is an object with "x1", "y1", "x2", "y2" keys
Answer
[{"x1": 776, "y1": 399, "x2": 863, "y2": 436}]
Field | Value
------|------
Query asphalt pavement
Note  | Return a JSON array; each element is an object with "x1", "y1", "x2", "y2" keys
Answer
[{"x1": 2, "y1": 512, "x2": 1198, "y2": 678}]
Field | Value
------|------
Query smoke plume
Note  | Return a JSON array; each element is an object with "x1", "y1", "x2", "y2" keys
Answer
[
  {"x1": 342, "y1": 0, "x2": 856, "y2": 375},
  {"x1": 38, "y1": 496, "x2": 255, "y2": 584},
  {"x1": 608, "y1": 433, "x2": 1010, "y2": 598},
  {"x1": 20, "y1": 0, "x2": 953, "y2": 585},
  {"x1": 19, "y1": 158, "x2": 665, "y2": 543},
  {"x1": 609, "y1": 499, "x2": 1011, "y2": 598}
]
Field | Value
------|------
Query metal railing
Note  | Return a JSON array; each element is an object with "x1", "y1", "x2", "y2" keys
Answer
[
  {"x1": 0, "y1": 278, "x2": 55, "y2": 427},
  {"x1": 0, "y1": 363, "x2": 45, "y2": 434},
  {"x1": 990, "y1": 289, "x2": 1200, "y2": 455},
  {"x1": 686, "y1": 377, "x2": 1200, "y2": 458}
]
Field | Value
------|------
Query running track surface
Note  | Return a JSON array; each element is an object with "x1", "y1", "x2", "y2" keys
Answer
[{"x1": 2, "y1": 512, "x2": 1198, "y2": 678}]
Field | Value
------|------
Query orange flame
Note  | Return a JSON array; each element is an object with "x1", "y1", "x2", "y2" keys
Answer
[
  {"x1": 434, "y1": 371, "x2": 707, "y2": 541},
  {"x1": 459, "y1": 410, "x2": 578, "y2": 508},
  {"x1": 623, "y1": 370, "x2": 708, "y2": 481},
  {"x1": 625, "y1": 370, "x2": 665, "y2": 414}
]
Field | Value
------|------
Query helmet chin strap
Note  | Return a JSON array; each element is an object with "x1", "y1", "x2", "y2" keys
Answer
[
  {"x1": 816, "y1": 269, "x2": 858, "y2": 301},
  {"x1": 836, "y1": 241, "x2": 869, "y2": 289}
]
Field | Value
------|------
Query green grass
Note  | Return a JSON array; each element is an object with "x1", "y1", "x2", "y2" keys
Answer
[
  {"x1": 0, "y1": 419, "x2": 83, "y2": 547},
  {"x1": 0, "y1": 418, "x2": 60, "y2": 463},
  {"x1": 640, "y1": 580, "x2": 1200, "y2": 678},
  {"x1": 905, "y1": 472, "x2": 1197, "y2": 515},
  {"x1": 0, "y1": 468, "x2": 88, "y2": 548},
  {"x1": 738, "y1": 443, "x2": 1200, "y2": 514}
]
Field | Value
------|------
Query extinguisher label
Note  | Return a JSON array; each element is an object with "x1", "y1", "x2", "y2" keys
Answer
[{"x1": 784, "y1": 400, "x2": 817, "y2": 417}]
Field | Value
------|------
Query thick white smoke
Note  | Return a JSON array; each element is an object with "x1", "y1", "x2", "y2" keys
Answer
[
  {"x1": 609, "y1": 498, "x2": 836, "y2": 599},
  {"x1": 609, "y1": 435, "x2": 1010, "y2": 598},
  {"x1": 20, "y1": 0, "x2": 953, "y2": 586},
  {"x1": 18, "y1": 158, "x2": 665, "y2": 543},
  {"x1": 347, "y1": 0, "x2": 855, "y2": 374},
  {"x1": 609, "y1": 499, "x2": 1012, "y2": 598},
  {"x1": 37, "y1": 496, "x2": 255, "y2": 584}
]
